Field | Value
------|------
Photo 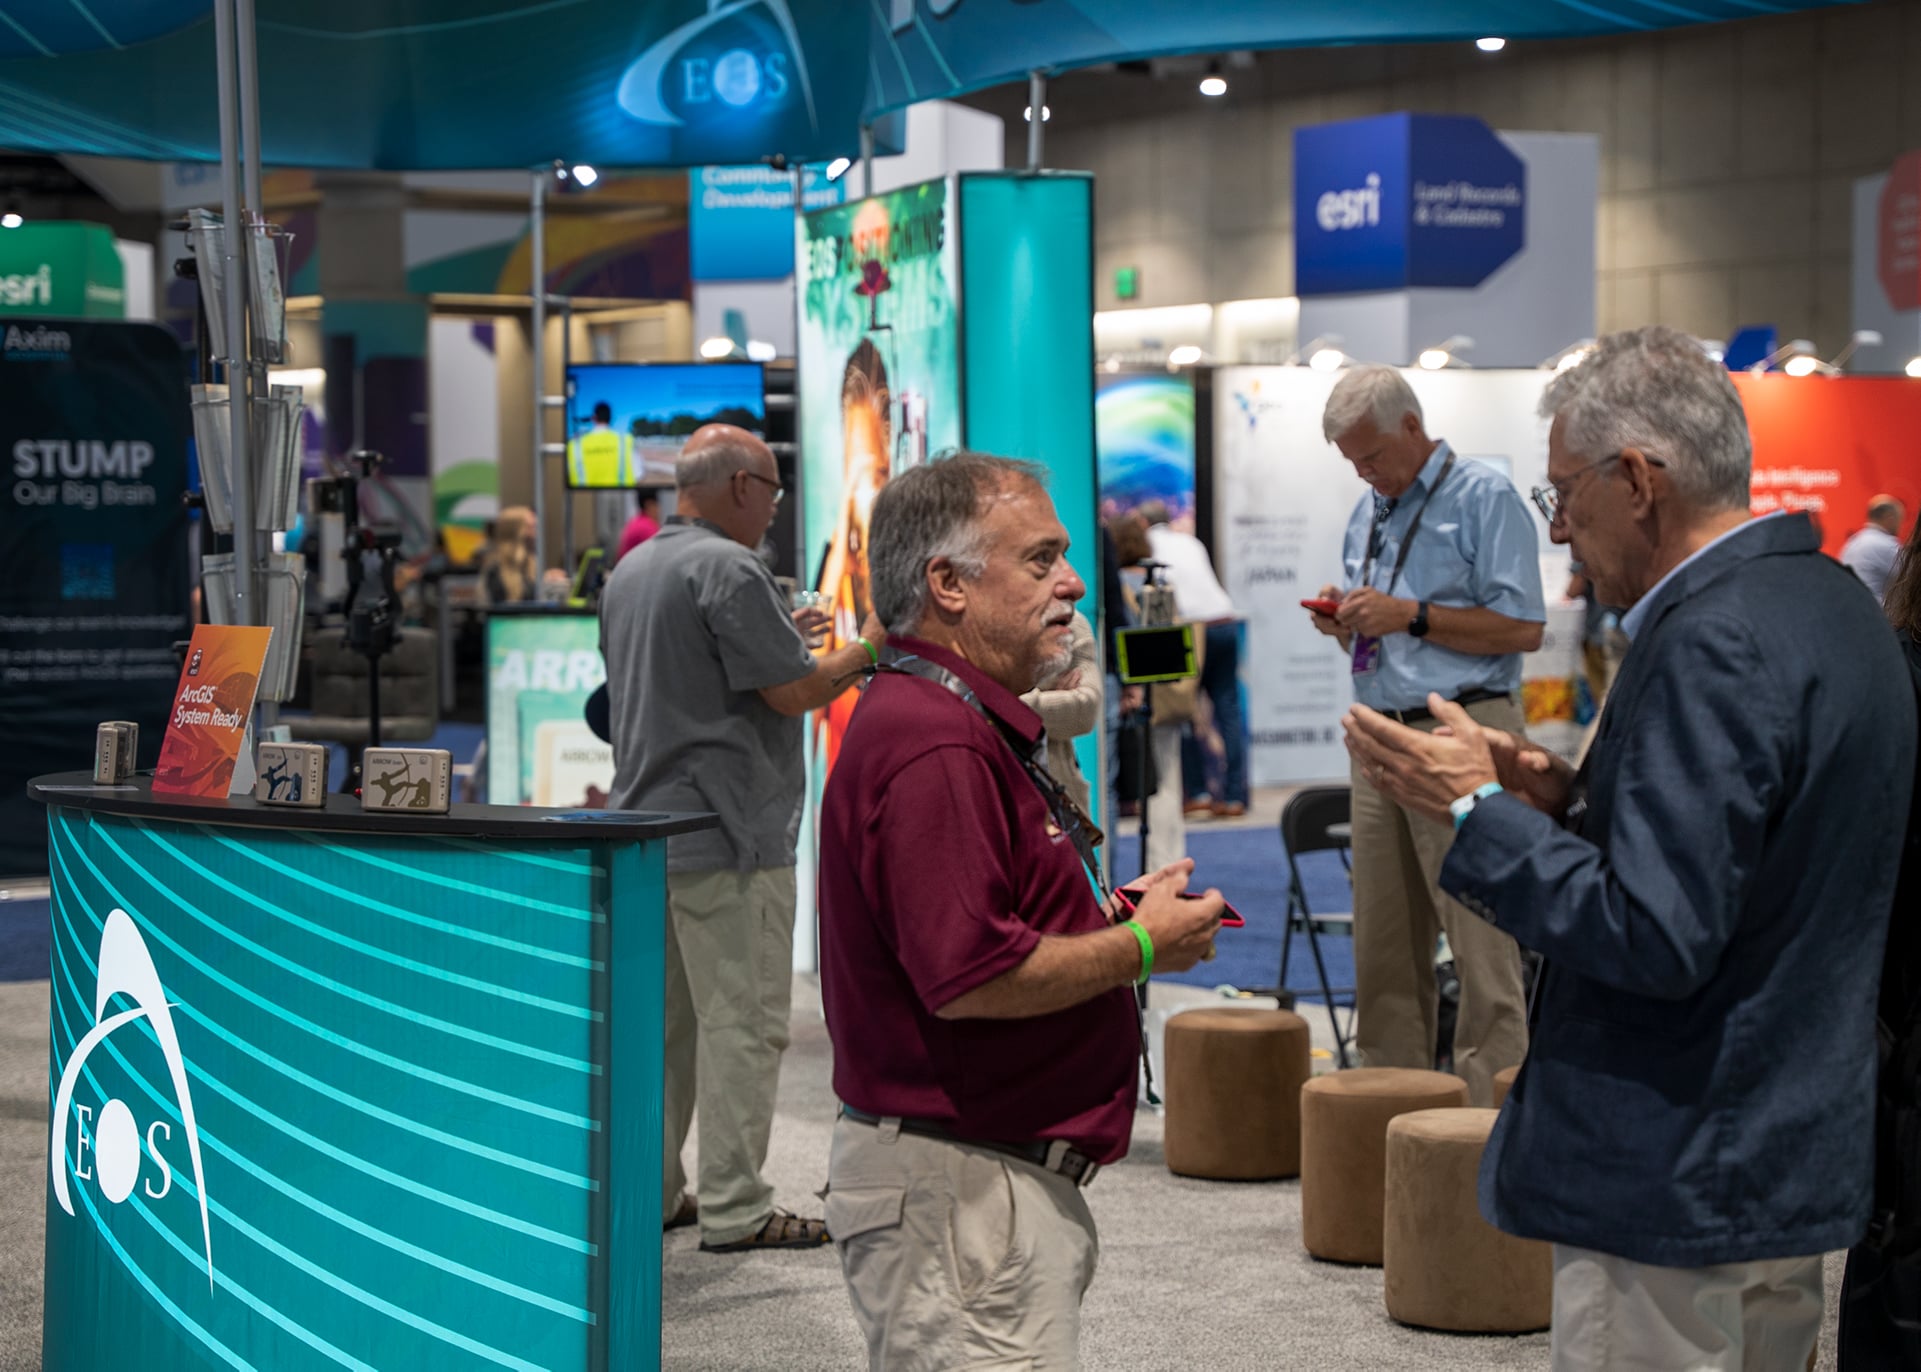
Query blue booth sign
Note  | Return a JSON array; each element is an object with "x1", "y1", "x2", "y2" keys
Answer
[
  {"x1": 690, "y1": 164, "x2": 845, "y2": 281},
  {"x1": 1295, "y1": 113, "x2": 1526, "y2": 297}
]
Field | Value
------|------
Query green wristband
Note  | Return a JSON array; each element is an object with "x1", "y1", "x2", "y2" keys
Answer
[
  {"x1": 1125, "y1": 920, "x2": 1155, "y2": 986},
  {"x1": 857, "y1": 636, "x2": 879, "y2": 666}
]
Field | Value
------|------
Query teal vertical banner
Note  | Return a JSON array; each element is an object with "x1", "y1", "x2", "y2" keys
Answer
[{"x1": 958, "y1": 173, "x2": 1101, "y2": 826}]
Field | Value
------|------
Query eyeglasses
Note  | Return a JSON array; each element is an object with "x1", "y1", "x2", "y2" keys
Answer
[
  {"x1": 740, "y1": 470, "x2": 785, "y2": 505},
  {"x1": 1529, "y1": 452, "x2": 1666, "y2": 525}
]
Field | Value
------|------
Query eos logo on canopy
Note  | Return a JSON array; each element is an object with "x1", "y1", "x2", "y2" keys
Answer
[
  {"x1": 50, "y1": 908, "x2": 213, "y2": 1286},
  {"x1": 619, "y1": 1, "x2": 818, "y2": 133}
]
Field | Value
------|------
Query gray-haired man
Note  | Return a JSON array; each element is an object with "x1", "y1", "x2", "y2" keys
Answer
[
  {"x1": 1345, "y1": 327, "x2": 1914, "y2": 1369},
  {"x1": 1312, "y1": 365, "x2": 1544, "y2": 1103},
  {"x1": 600, "y1": 423, "x2": 882, "y2": 1251}
]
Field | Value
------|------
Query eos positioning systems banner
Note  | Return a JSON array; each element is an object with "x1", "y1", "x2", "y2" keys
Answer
[{"x1": 1294, "y1": 113, "x2": 1526, "y2": 296}]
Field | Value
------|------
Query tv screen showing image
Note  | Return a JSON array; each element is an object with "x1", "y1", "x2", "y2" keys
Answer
[{"x1": 563, "y1": 362, "x2": 765, "y2": 488}]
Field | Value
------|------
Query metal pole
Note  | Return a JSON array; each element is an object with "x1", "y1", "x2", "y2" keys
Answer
[
  {"x1": 530, "y1": 168, "x2": 548, "y2": 576},
  {"x1": 235, "y1": 0, "x2": 263, "y2": 215},
  {"x1": 213, "y1": 0, "x2": 255, "y2": 626},
  {"x1": 1027, "y1": 70, "x2": 1046, "y2": 172},
  {"x1": 859, "y1": 124, "x2": 875, "y2": 199}
]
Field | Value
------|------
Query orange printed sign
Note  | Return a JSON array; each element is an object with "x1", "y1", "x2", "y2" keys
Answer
[
  {"x1": 1734, "y1": 374, "x2": 1921, "y2": 557},
  {"x1": 151, "y1": 624, "x2": 273, "y2": 799}
]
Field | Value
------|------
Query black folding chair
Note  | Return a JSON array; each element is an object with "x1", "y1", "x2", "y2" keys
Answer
[{"x1": 1274, "y1": 786, "x2": 1358, "y2": 1067}]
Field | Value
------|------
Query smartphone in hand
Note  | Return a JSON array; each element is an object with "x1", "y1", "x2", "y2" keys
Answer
[
  {"x1": 1113, "y1": 883, "x2": 1245, "y2": 928},
  {"x1": 1301, "y1": 597, "x2": 1343, "y2": 617}
]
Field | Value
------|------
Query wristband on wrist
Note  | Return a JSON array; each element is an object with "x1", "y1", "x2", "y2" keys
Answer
[
  {"x1": 856, "y1": 636, "x2": 879, "y2": 666},
  {"x1": 1449, "y1": 781, "x2": 1504, "y2": 829},
  {"x1": 1124, "y1": 920, "x2": 1155, "y2": 986}
]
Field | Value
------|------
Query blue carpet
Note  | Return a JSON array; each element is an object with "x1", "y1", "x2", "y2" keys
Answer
[
  {"x1": 0, "y1": 896, "x2": 48, "y2": 983},
  {"x1": 1111, "y1": 828, "x2": 1355, "y2": 1001}
]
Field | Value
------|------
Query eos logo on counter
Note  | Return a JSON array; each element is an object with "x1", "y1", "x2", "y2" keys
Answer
[{"x1": 51, "y1": 908, "x2": 214, "y2": 1286}]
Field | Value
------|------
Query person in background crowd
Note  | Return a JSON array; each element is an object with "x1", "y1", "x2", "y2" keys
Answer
[
  {"x1": 1311, "y1": 365, "x2": 1544, "y2": 1105},
  {"x1": 818, "y1": 452, "x2": 1222, "y2": 1370},
  {"x1": 1020, "y1": 609, "x2": 1101, "y2": 817},
  {"x1": 600, "y1": 423, "x2": 881, "y2": 1252},
  {"x1": 1136, "y1": 500, "x2": 1250, "y2": 820},
  {"x1": 1346, "y1": 326, "x2": 1915, "y2": 1371},
  {"x1": 568, "y1": 399, "x2": 635, "y2": 487},
  {"x1": 1839, "y1": 517, "x2": 1921, "y2": 1368},
  {"x1": 616, "y1": 488, "x2": 664, "y2": 561},
  {"x1": 479, "y1": 505, "x2": 538, "y2": 604},
  {"x1": 1842, "y1": 494, "x2": 1906, "y2": 603}
]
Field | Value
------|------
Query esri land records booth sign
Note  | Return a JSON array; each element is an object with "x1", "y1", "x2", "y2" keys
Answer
[
  {"x1": 1295, "y1": 113, "x2": 1526, "y2": 297},
  {"x1": 0, "y1": 220, "x2": 126, "y2": 318},
  {"x1": 0, "y1": 321, "x2": 189, "y2": 876}
]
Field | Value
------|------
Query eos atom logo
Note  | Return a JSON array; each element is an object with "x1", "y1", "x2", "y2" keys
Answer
[
  {"x1": 50, "y1": 908, "x2": 213, "y2": 1286},
  {"x1": 617, "y1": 0, "x2": 817, "y2": 132}
]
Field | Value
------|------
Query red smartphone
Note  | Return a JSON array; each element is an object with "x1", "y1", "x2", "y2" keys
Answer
[
  {"x1": 1301, "y1": 597, "x2": 1344, "y2": 617},
  {"x1": 1113, "y1": 884, "x2": 1245, "y2": 928}
]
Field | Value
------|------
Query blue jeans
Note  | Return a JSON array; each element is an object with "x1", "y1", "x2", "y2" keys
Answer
[{"x1": 1179, "y1": 621, "x2": 1249, "y2": 806}]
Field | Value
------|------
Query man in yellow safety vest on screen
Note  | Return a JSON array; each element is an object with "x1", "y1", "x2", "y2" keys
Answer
[{"x1": 569, "y1": 401, "x2": 636, "y2": 486}]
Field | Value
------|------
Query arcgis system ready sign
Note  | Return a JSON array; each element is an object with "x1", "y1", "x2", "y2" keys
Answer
[{"x1": 1294, "y1": 113, "x2": 1526, "y2": 297}]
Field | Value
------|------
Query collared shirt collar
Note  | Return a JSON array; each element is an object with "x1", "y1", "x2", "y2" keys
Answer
[
  {"x1": 1620, "y1": 513, "x2": 1781, "y2": 641},
  {"x1": 663, "y1": 515, "x2": 729, "y2": 538},
  {"x1": 885, "y1": 633, "x2": 1044, "y2": 747},
  {"x1": 1399, "y1": 439, "x2": 1453, "y2": 503}
]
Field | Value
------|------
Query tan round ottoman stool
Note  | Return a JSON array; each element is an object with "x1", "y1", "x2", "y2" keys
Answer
[
  {"x1": 1164, "y1": 1007, "x2": 1312, "y2": 1179},
  {"x1": 1492, "y1": 1064, "x2": 1520, "y2": 1109},
  {"x1": 1383, "y1": 1107, "x2": 1551, "y2": 1332},
  {"x1": 1300, "y1": 1067, "x2": 1468, "y2": 1264}
]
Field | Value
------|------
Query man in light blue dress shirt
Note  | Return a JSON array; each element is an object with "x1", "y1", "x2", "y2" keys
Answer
[{"x1": 1310, "y1": 366, "x2": 1545, "y2": 1105}]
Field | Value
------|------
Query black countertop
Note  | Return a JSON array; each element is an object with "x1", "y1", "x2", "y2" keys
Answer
[{"x1": 29, "y1": 773, "x2": 717, "y2": 844}]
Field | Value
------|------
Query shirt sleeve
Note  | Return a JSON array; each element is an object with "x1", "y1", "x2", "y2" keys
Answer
[
  {"x1": 706, "y1": 569, "x2": 816, "y2": 692},
  {"x1": 866, "y1": 745, "x2": 1045, "y2": 1012},
  {"x1": 1466, "y1": 482, "x2": 1547, "y2": 622}
]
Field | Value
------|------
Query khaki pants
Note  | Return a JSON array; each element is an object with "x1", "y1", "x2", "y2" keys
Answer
[
  {"x1": 1349, "y1": 694, "x2": 1528, "y2": 1105},
  {"x1": 1551, "y1": 1245, "x2": 1824, "y2": 1371},
  {"x1": 661, "y1": 865, "x2": 796, "y2": 1245},
  {"x1": 825, "y1": 1116, "x2": 1100, "y2": 1371}
]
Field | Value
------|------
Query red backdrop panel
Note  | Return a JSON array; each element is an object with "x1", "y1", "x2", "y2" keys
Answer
[{"x1": 1734, "y1": 373, "x2": 1921, "y2": 557}]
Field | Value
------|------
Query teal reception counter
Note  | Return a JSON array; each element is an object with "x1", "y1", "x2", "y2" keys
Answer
[{"x1": 29, "y1": 773, "x2": 714, "y2": 1371}]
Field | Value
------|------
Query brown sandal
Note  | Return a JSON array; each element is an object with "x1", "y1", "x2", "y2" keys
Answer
[
  {"x1": 699, "y1": 1208, "x2": 831, "y2": 1252},
  {"x1": 664, "y1": 1194, "x2": 698, "y2": 1232}
]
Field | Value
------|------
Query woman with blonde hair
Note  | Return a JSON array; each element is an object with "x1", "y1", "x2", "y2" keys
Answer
[{"x1": 480, "y1": 505, "x2": 538, "y2": 604}]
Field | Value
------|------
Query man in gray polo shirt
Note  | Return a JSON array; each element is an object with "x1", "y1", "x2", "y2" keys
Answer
[{"x1": 601, "y1": 424, "x2": 883, "y2": 1251}]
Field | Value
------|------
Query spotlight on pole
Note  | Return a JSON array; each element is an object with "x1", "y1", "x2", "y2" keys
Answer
[
  {"x1": 570, "y1": 164, "x2": 598, "y2": 188},
  {"x1": 745, "y1": 340, "x2": 777, "y2": 363},
  {"x1": 1476, "y1": 37, "x2": 1507, "y2": 53},
  {"x1": 825, "y1": 157, "x2": 852, "y2": 182},
  {"x1": 1199, "y1": 63, "x2": 1228, "y2": 98},
  {"x1": 700, "y1": 337, "x2": 739, "y2": 360},
  {"x1": 0, "y1": 213, "x2": 20, "y2": 230},
  {"x1": 1908, "y1": 356, "x2": 1921, "y2": 379},
  {"x1": 1285, "y1": 334, "x2": 1347, "y2": 371},
  {"x1": 1167, "y1": 345, "x2": 1204, "y2": 368},
  {"x1": 1752, "y1": 339, "x2": 1822, "y2": 376},
  {"x1": 1023, "y1": 105, "x2": 1052, "y2": 123}
]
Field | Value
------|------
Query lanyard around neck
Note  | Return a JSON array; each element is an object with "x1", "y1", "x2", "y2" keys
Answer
[{"x1": 1362, "y1": 450, "x2": 1456, "y2": 595}]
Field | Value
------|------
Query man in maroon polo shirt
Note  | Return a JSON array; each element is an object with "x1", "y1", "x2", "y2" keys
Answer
[{"x1": 818, "y1": 452, "x2": 1223, "y2": 1370}]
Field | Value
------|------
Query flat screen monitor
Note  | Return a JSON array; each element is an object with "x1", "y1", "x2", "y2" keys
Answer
[{"x1": 562, "y1": 362, "x2": 765, "y2": 488}]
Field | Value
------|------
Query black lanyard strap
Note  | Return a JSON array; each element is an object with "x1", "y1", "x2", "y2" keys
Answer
[{"x1": 1362, "y1": 450, "x2": 1456, "y2": 596}]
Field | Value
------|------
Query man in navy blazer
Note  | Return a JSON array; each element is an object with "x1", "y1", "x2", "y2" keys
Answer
[{"x1": 1345, "y1": 325, "x2": 1916, "y2": 1370}]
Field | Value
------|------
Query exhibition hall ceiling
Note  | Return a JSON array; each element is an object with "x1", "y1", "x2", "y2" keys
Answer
[{"x1": 0, "y1": 0, "x2": 1870, "y2": 170}]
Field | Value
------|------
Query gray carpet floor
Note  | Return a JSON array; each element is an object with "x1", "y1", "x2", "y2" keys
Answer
[{"x1": 0, "y1": 975, "x2": 1848, "y2": 1370}]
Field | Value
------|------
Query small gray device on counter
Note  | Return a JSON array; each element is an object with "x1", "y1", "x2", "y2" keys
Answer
[
  {"x1": 360, "y1": 747, "x2": 453, "y2": 814},
  {"x1": 256, "y1": 741, "x2": 328, "y2": 808}
]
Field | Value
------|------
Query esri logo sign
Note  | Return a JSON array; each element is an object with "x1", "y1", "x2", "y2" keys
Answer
[
  {"x1": 50, "y1": 907, "x2": 213, "y2": 1286},
  {"x1": 617, "y1": 0, "x2": 818, "y2": 135}
]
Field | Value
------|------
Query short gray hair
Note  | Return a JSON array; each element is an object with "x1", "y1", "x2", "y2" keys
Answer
[
  {"x1": 676, "y1": 435, "x2": 759, "y2": 488},
  {"x1": 869, "y1": 452, "x2": 1046, "y2": 635},
  {"x1": 1539, "y1": 326, "x2": 1750, "y2": 512},
  {"x1": 1323, "y1": 365, "x2": 1424, "y2": 443}
]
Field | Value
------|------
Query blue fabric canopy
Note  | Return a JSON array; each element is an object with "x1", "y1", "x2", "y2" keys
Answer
[{"x1": 0, "y1": 0, "x2": 1865, "y2": 169}]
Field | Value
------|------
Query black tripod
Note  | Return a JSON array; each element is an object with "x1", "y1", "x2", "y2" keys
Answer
[{"x1": 319, "y1": 450, "x2": 404, "y2": 792}]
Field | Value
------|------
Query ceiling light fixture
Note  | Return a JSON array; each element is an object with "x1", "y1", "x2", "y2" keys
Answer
[
  {"x1": 1417, "y1": 335, "x2": 1475, "y2": 370},
  {"x1": 0, "y1": 213, "x2": 20, "y2": 229},
  {"x1": 1751, "y1": 338, "x2": 1821, "y2": 376},
  {"x1": 1476, "y1": 37, "x2": 1507, "y2": 53},
  {"x1": 1541, "y1": 339, "x2": 1595, "y2": 374},
  {"x1": 699, "y1": 336, "x2": 739, "y2": 360},
  {"x1": 1199, "y1": 68, "x2": 1228, "y2": 98},
  {"x1": 824, "y1": 157, "x2": 852, "y2": 182},
  {"x1": 570, "y1": 164, "x2": 598, "y2": 188},
  {"x1": 1907, "y1": 356, "x2": 1921, "y2": 379},
  {"x1": 1167, "y1": 344, "x2": 1204, "y2": 367},
  {"x1": 745, "y1": 340, "x2": 777, "y2": 363}
]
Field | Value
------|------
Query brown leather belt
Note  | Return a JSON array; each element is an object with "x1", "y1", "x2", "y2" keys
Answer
[{"x1": 839, "y1": 1106, "x2": 1101, "y2": 1187}]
